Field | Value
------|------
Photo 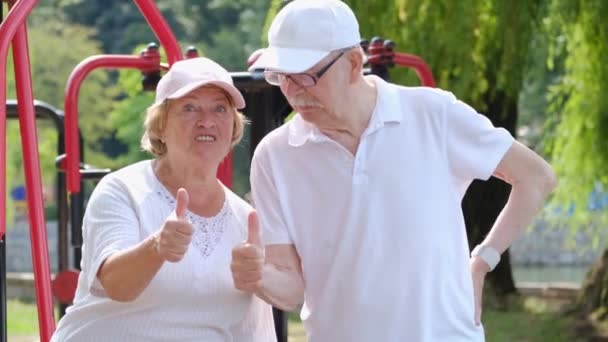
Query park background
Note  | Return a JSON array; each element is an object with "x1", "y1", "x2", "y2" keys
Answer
[{"x1": 3, "y1": 0, "x2": 608, "y2": 341}]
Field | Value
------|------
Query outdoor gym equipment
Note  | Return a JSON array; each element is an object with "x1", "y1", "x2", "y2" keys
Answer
[{"x1": 0, "y1": 0, "x2": 436, "y2": 340}]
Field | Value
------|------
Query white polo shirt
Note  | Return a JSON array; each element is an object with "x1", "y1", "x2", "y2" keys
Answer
[{"x1": 250, "y1": 76, "x2": 514, "y2": 342}]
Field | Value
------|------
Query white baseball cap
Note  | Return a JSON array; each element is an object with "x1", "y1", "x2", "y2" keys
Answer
[
  {"x1": 155, "y1": 57, "x2": 245, "y2": 109},
  {"x1": 249, "y1": 0, "x2": 361, "y2": 73}
]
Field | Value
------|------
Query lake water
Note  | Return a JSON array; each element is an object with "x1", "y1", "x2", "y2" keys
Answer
[{"x1": 512, "y1": 265, "x2": 590, "y2": 284}]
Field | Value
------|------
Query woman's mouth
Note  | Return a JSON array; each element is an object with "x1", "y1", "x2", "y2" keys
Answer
[{"x1": 195, "y1": 135, "x2": 217, "y2": 142}]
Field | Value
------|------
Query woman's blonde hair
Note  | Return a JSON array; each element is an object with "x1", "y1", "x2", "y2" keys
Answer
[{"x1": 140, "y1": 85, "x2": 248, "y2": 157}]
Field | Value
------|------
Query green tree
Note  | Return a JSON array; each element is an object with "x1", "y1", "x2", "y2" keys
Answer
[
  {"x1": 543, "y1": 0, "x2": 608, "y2": 320},
  {"x1": 264, "y1": 0, "x2": 543, "y2": 296},
  {"x1": 545, "y1": 0, "x2": 608, "y2": 217},
  {"x1": 267, "y1": 0, "x2": 608, "y2": 321},
  {"x1": 55, "y1": 0, "x2": 269, "y2": 71},
  {"x1": 54, "y1": 0, "x2": 185, "y2": 54},
  {"x1": 107, "y1": 45, "x2": 157, "y2": 166},
  {"x1": 5, "y1": 9, "x2": 118, "y2": 222}
]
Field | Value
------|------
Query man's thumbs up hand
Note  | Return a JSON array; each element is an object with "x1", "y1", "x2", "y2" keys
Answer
[
  {"x1": 231, "y1": 210, "x2": 265, "y2": 293},
  {"x1": 246, "y1": 211, "x2": 262, "y2": 246}
]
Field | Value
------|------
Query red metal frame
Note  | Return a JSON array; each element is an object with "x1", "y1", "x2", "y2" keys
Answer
[
  {"x1": 1, "y1": 0, "x2": 55, "y2": 341},
  {"x1": 0, "y1": 0, "x2": 233, "y2": 340},
  {"x1": 64, "y1": 0, "x2": 233, "y2": 195},
  {"x1": 0, "y1": 0, "x2": 36, "y2": 253},
  {"x1": 64, "y1": 55, "x2": 160, "y2": 194},
  {"x1": 393, "y1": 52, "x2": 436, "y2": 87},
  {"x1": 133, "y1": 0, "x2": 182, "y2": 65},
  {"x1": 2, "y1": 2, "x2": 433, "y2": 341},
  {"x1": 366, "y1": 51, "x2": 436, "y2": 87}
]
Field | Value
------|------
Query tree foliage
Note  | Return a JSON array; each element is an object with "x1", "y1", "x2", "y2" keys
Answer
[
  {"x1": 544, "y1": 0, "x2": 608, "y2": 217},
  {"x1": 542, "y1": 0, "x2": 608, "y2": 320},
  {"x1": 348, "y1": 0, "x2": 542, "y2": 295},
  {"x1": 5, "y1": 8, "x2": 118, "y2": 223},
  {"x1": 107, "y1": 44, "x2": 163, "y2": 166},
  {"x1": 3, "y1": 0, "x2": 606, "y2": 319},
  {"x1": 53, "y1": 0, "x2": 269, "y2": 71}
]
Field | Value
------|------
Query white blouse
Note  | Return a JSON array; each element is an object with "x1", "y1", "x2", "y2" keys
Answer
[{"x1": 52, "y1": 160, "x2": 276, "y2": 342}]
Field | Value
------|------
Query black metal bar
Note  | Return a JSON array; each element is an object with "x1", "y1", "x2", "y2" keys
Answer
[
  {"x1": 232, "y1": 72, "x2": 292, "y2": 156},
  {"x1": 0, "y1": 237, "x2": 6, "y2": 342},
  {"x1": 56, "y1": 133, "x2": 69, "y2": 315},
  {"x1": 69, "y1": 192, "x2": 83, "y2": 252},
  {"x1": 6, "y1": 100, "x2": 67, "y2": 316},
  {"x1": 273, "y1": 308, "x2": 288, "y2": 342},
  {"x1": 72, "y1": 167, "x2": 110, "y2": 272},
  {"x1": 80, "y1": 168, "x2": 111, "y2": 180},
  {"x1": 57, "y1": 171, "x2": 69, "y2": 315},
  {"x1": 71, "y1": 134, "x2": 84, "y2": 270},
  {"x1": 231, "y1": 72, "x2": 291, "y2": 342}
]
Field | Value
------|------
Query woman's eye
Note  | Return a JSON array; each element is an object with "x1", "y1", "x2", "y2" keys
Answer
[
  {"x1": 214, "y1": 105, "x2": 227, "y2": 113},
  {"x1": 183, "y1": 104, "x2": 196, "y2": 112}
]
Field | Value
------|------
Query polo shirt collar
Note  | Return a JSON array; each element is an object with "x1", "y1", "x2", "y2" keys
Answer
[
  {"x1": 363, "y1": 75, "x2": 402, "y2": 136},
  {"x1": 288, "y1": 75, "x2": 403, "y2": 147}
]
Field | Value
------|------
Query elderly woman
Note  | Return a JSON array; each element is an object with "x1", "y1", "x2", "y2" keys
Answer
[{"x1": 52, "y1": 57, "x2": 276, "y2": 341}]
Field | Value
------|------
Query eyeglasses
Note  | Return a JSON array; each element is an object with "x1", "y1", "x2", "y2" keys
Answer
[{"x1": 264, "y1": 51, "x2": 346, "y2": 88}]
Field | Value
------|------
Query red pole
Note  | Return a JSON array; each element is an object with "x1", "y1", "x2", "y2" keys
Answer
[
  {"x1": 133, "y1": 0, "x2": 182, "y2": 65},
  {"x1": 65, "y1": 1, "x2": 232, "y2": 194},
  {"x1": 8, "y1": 1, "x2": 55, "y2": 339},
  {"x1": 218, "y1": 151, "x2": 233, "y2": 188},
  {"x1": 393, "y1": 52, "x2": 436, "y2": 87},
  {"x1": 0, "y1": 3, "x2": 39, "y2": 342},
  {"x1": 0, "y1": 0, "x2": 38, "y2": 241},
  {"x1": 64, "y1": 55, "x2": 159, "y2": 194}
]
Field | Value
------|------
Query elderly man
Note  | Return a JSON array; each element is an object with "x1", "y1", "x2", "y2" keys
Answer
[{"x1": 230, "y1": 0, "x2": 556, "y2": 341}]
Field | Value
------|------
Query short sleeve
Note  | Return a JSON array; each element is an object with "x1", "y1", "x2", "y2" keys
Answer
[
  {"x1": 444, "y1": 92, "x2": 514, "y2": 181},
  {"x1": 81, "y1": 176, "x2": 141, "y2": 294},
  {"x1": 250, "y1": 142, "x2": 292, "y2": 245}
]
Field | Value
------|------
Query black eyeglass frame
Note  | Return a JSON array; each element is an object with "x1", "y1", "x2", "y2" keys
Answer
[{"x1": 263, "y1": 50, "x2": 347, "y2": 88}]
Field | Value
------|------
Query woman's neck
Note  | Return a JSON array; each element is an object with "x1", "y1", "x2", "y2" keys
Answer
[{"x1": 153, "y1": 157, "x2": 225, "y2": 217}]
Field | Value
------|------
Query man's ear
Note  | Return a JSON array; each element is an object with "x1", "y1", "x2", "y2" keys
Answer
[{"x1": 346, "y1": 48, "x2": 364, "y2": 83}]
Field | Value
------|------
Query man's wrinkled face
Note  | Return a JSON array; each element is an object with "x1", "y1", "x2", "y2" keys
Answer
[{"x1": 276, "y1": 50, "x2": 351, "y2": 127}]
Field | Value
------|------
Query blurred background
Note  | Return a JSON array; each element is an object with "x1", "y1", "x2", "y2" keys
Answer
[{"x1": 4, "y1": 0, "x2": 607, "y2": 341}]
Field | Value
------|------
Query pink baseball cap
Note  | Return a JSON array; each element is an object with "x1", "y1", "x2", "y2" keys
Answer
[
  {"x1": 249, "y1": 0, "x2": 361, "y2": 73},
  {"x1": 155, "y1": 57, "x2": 245, "y2": 109}
]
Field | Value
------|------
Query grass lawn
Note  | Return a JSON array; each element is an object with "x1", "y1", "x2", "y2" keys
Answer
[
  {"x1": 482, "y1": 296, "x2": 582, "y2": 342},
  {"x1": 8, "y1": 296, "x2": 604, "y2": 341},
  {"x1": 288, "y1": 296, "x2": 596, "y2": 342},
  {"x1": 8, "y1": 300, "x2": 40, "y2": 336}
]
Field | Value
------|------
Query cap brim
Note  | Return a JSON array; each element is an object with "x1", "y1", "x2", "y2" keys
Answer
[
  {"x1": 248, "y1": 47, "x2": 329, "y2": 73},
  {"x1": 162, "y1": 80, "x2": 246, "y2": 109}
]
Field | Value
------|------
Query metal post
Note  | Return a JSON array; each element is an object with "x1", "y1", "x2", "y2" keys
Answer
[
  {"x1": 0, "y1": 236, "x2": 5, "y2": 342},
  {"x1": 0, "y1": 0, "x2": 40, "y2": 339},
  {"x1": 1, "y1": 2, "x2": 6, "y2": 339},
  {"x1": 10, "y1": 0, "x2": 56, "y2": 338},
  {"x1": 232, "y1": 71, "x2": 292, "y2": 342},
  {"x1": 56, "y1": 151, "x2": 69, "y2": 315}
]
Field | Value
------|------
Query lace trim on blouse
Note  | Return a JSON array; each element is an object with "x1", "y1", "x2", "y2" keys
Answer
[{"x1": 156, "y1": 187, "x2": 231, "y2": 260}]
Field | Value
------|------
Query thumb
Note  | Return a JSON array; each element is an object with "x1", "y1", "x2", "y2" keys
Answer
[
  {"x1": 175, "y1": 188, "x2": 189, "y2": 219},
  {"x1": 247, "y1": 210, "x2": 262, "y2": 246}
]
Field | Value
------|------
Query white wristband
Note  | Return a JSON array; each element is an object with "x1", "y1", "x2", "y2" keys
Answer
[{"x1": 471, "y1": 244, "x2": 500, "y2": 271}]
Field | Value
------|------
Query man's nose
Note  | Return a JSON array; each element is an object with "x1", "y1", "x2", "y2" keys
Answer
[{"x1": 279, "y1": 76, "x2": 304, "y2": 98}]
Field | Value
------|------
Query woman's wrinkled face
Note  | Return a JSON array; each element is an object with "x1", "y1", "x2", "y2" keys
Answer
[{"x1": 161, "y1": 86, "x2": 234, "y2": 167}]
